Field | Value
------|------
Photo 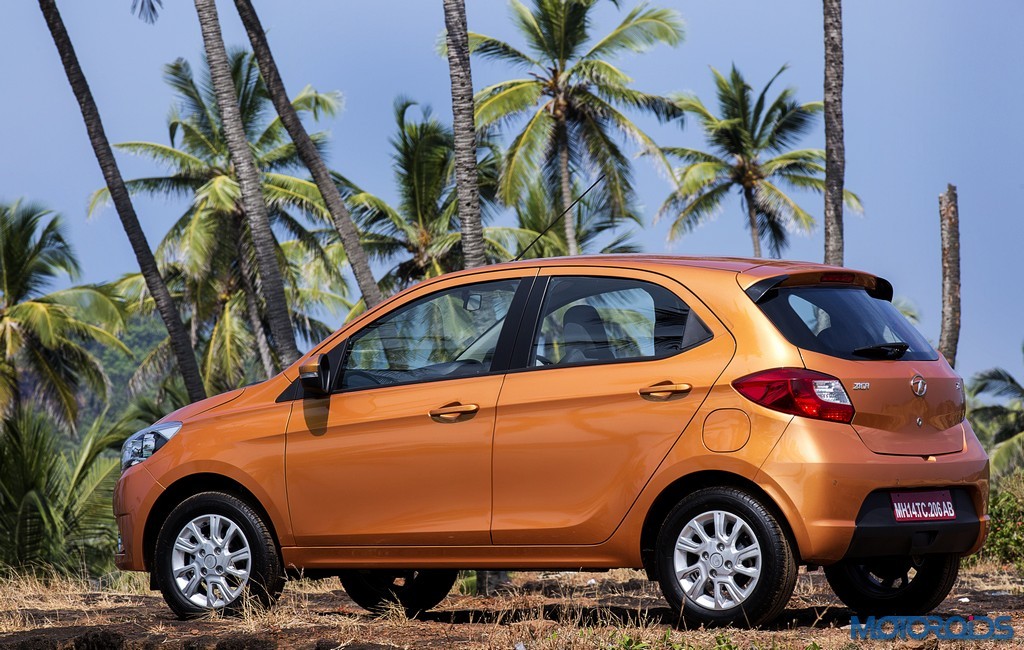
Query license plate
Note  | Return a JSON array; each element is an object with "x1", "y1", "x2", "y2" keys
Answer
[{"x1": 890, "y1": 490, "x2": 956, "y2": 522}]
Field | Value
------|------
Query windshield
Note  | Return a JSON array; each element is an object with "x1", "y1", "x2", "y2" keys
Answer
[{"x1": 758, "y1": 285, "x2": 938, "y2": 362}]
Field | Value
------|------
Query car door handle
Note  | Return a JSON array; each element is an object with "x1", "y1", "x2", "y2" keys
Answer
[
  {"x1": 429, "y1": 402, "x2": 480, "y2": 423},
  {"x1": 638, "y1": 382, "x2": 693, "y2": 401}
]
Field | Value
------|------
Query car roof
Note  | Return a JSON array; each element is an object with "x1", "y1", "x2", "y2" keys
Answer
[{"x1": 444, "y1": 254, "x2": 861, "y2": 277}]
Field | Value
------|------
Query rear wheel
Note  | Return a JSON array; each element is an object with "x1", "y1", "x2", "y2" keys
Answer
[
  {"x1": 339, "y1": 569, "x2": 458, "y2": 617},
  {"x1": 656, "y1": 487, "x2": 797, "y2": 627},
  {"x1": 824, "y1": 554, "x2": 960, "y2": 615},
  {"x1": 154, "y1": 492, "x2": 283, "y2": 619}
]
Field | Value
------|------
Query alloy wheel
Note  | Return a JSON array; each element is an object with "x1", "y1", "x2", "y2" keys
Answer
[
  {"x1": 170, "y1": 513, "x2": 252, "y2": 608},
  {"x1": 673, "y1": 509, "x2": 762, "y2": 610}
]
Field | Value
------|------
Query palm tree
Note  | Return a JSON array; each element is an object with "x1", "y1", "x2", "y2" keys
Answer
[
  {"x1": 660, "y1": 65, "x2": 862, "y2": 258},
  {"x1": 226, "y1": 0, "x2": 386, "y2": 308},
  {"x1": 131, "y1": 0, "x2": 384, "y2": 310},
  {"x1": 0, "y1": 201, "x2": 127, "y2": 428},
  {"x1": 970, "y1": 344, "x2": 1024, "y2": 480},
  {"x1": 471, "y1": 0, "x2": 683, "y2": 255},
  {"x1": 442, "y1": 0, "x2": 487, "y2": 269},
  {"x1": 0, "y1": 407, "x2": 127, "y2": 573},
  {"x1": 938, "y1": 184, "x2": 961, "y2": 367},
  {"x1": 115, "y1": 233, "x2": 345, "y2": 397},
  {"x1": 36, "y1": 0, "x2": 206, "y2": 403},
  {"x1": 92, "y1": 52, "x2": 346, "y2": 388},
  {"x1": 513, "y1": 180, "x2": 641, "y2": 258},
  {"x1": 191, "y1": 0, "x2": 301, "y2": 366},
  {"x1": 823, "y1": 0, "x2": 846, "y2": 265},
  {"x1": 339, "y1": 100, "x2": 523, "y2": 291}
]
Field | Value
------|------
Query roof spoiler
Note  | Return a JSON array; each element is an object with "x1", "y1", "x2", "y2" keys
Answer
[{"x1": 744, "y1": 273, "x2": 894, "y2": 303}]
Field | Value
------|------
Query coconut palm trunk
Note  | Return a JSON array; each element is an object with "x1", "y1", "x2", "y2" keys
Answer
[
  {"x1": 234, "y1": 219, "x2": 276, "y2": 379},
  {"x1": 193, "y1": 0, "x2": 302, "y2": 365},
  {"x1": 938, "y1": 184, "x2": 960, "y2": 367},
  {"x1": 558, "y1": 133, "x2": 580, "y2": 256},
  {"x1": 37, "y1": 0, "x2": 207, "y2": 403},
  {"x1": 823, "y1": 0, "x2": 846, "y2": 266},
  {"x1": 743, "y1": 186, "x2": 763, "y2": 258},
  {"x1": 442, "y1": 0, "x2": 486, "y2": 269},
  {"x1": 231, "y1": 0, "x2": 384, "y2": 308}
]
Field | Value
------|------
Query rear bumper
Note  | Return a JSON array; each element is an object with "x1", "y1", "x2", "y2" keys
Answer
[
  {"x1": 843, "y1": 488, "x2": 981, "y2": 558},
  {"x1": 754, "y1": 417, "x2": 989, "y2": 565}
]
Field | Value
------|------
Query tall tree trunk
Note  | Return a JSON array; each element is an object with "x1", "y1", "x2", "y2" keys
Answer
[
  {"x1": 232, "y1": 0, "x2": 385, "y2": 309},
  {"x1": 559, "y1": 136, "x2": 579, "y2": 256},
  {"x1": 744, "y1": 187, "x2": 763, "y2": 258},
  {"x1": 938, "y1": 184, "x2": 961, "y2": 368},
  {"x1": 38, "y1": 0, "x2": 207, "y2": 403},
  {"x1": 822, "y1": 0, "x2": 846, "y2": 266},
  {"x1": 442, "y1": 0, "x2": 486, "y2": 269},
  {"x1": 193, "y1": 0, "x2": 301, "y2": 365},
  {"x1": 235, "y1": 218, "x2": 276, "y2": 379}
]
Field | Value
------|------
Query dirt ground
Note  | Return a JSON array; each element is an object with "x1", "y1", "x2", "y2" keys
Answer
[{"x1": 1, "y1": 563, "x2": 1022, "y2": 649}]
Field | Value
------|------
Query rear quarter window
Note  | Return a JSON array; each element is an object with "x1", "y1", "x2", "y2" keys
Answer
[{"x1": 758, "y1": 285, "x2": 938, "y2": 361}]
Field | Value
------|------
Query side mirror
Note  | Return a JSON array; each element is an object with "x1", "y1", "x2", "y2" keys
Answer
[{"x1": 298, "y1": 353, "x2": 331, "y2": 397}]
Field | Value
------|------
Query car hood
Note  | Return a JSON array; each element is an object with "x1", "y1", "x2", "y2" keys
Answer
[{"x1": 159, "y1": 387, "x2": 246, "y2": 424}]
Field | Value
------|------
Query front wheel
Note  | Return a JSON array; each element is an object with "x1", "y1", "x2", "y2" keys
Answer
[
  {"x1": 154, "y1": 492, "x2": 283, "y2": 619},
  {"x1": 824, "y1": 554, "x2": 960, "y2": 615},
  {"x1": 339, "y1": 570, "x2": 458, "y2": 617},
  {"x1": 656, "y1": 487, "x2": 797, "y2": 627}
]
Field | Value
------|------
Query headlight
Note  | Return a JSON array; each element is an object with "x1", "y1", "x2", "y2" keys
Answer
[{"x1": 120, "y1": 421, "x2": 182, "y2": 473}]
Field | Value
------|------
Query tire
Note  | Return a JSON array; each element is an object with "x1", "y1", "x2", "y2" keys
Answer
[
  {"x1": 154, "y1": 491, "x2": 284, "y2": 619},
  {"x1": 824, "y1": 553, "x2": 960, "y2": 615},
  {"x1": 339, "y1": 569, "x2": 458, "y2": 617},
  {"x1": 656, "y1": 487, "x2": 797, "y2": 627}
]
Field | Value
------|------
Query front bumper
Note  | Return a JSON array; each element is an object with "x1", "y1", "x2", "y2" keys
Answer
[
  {"x1": 754, "y1": 417, "x2": 989, "y2": 565},
  {"x1": 113, "y1": 462, "x2": 163, "y2": 571}
]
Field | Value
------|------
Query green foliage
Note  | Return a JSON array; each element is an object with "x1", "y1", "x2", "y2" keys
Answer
[
  {"x1": 95, "y1": 49, "x2": 349, "y2": 393},
  {"x1": 0, "y1": 407, "x2": 131, "y2": 574},
  {"x1": 713, "y1": 634, "x2": 739, "y2": 650},
  {"x1": 660, "y1": 65, "x2": 861, "y2": 257},
  {"x1": 976, "y1": 469, "x2": 1024, "y2": 570},
  {"x1": 79, "y1": 314, "x2": 167, "y2": 427},
  {"x1": 969, "y1": 341, "x2": 1024, "y2": 479},
  {"x1": 338, "y1": 98, "x2": 525, "y2": 291},
  {"x1": 513, "y1": 179, "x2": 640, "y2": 258},
  {"x1": 612, "y1": 634, "x2": 651, "y2": 649},
  {"x1": 0, "y1": 200, "x2": 127, "y2": 428}
]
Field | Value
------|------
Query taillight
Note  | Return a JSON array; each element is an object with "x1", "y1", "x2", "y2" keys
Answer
[{"x1": 732, "y1": 368, "x2": 854, "y2": 423}]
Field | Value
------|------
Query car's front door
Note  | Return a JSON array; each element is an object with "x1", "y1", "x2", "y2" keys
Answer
[
  {"x1": 491, "y1": 267, "x2": 734, "y2": 545},
  {"x1": 286, "y1": 271, "x2": 533, "y2": 546}
]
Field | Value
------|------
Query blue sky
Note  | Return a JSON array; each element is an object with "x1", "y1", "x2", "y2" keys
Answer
[{"x1": 1, "y1": 1, "x2": 1021, "y2": 385}]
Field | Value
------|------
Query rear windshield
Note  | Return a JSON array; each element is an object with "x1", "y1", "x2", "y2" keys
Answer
[{"x1": 758, "y1": 285, "x2": 938, "y2": 361}]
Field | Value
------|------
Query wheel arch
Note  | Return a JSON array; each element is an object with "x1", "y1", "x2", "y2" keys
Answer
[
  {"x1": 142, "y1": 473, "x2": 282, "y2": 577},
  {"x1": 639, "y1": 470, "x2": 801, "y2": 580}
]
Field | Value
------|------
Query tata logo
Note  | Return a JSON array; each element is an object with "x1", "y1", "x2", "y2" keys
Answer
[{"x1": 910, "y1": 374, "x2": 928, "y2": 397}]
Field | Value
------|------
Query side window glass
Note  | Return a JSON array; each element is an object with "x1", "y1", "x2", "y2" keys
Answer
[
  {"x1": 340, "y1": 279, "x2": 520, "y2": 389},
  {"x1": 531, "y1": 276, "x2": 710, "y2": 367}
]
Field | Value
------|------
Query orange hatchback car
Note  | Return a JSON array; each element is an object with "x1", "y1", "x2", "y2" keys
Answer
[{"x1": 115, "y1": 256, "x2": 989, "y2": 626}]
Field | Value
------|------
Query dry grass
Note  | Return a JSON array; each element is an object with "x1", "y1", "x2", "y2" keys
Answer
[{"x1": 0, "y1": 566, "x2": 1021, "y2": 648}]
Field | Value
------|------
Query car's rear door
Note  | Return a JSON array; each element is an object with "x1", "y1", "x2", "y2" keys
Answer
[{"x1": 490, "y1": 266, "x2": 735, "y2": 545}]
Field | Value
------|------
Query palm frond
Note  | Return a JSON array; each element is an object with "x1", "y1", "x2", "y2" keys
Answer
[{"x1": 582, "y1": 3, "x2": 684, "y2": 60}]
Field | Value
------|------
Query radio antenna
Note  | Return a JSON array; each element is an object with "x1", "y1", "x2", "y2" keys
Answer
[{"x1": 511, "y1": 174, "x2": 606, "y2": 262}]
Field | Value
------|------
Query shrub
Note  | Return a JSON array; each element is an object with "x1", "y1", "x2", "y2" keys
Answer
[{"x1": 978, "y1": 469, "x2": 1024, "y2": 570}]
